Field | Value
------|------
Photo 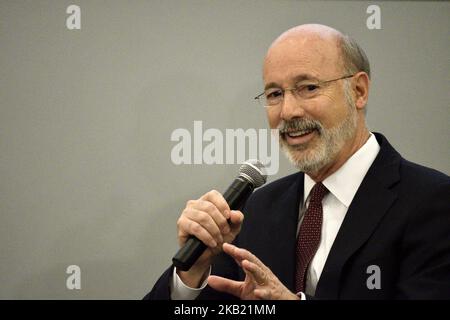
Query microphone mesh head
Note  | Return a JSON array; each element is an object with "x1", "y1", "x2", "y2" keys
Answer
[{"x1": 238, "y1": 159, "x2": 267, "y2": 188}]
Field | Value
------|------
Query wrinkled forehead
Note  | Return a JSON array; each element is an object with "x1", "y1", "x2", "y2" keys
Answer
[{"x1": 263, "y1": 34, "x2": 343, "y2": 84}]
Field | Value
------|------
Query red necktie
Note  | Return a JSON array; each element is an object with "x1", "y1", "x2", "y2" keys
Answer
[{"x1": 295, "y1": 182, "x2": 329, "y2": 293}]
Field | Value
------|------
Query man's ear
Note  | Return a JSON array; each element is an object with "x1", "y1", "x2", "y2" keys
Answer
[{"x1": 353, "y1": 72, "x2": 370, "y2": 110}]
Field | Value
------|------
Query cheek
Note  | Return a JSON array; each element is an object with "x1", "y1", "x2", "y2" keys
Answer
[
  {"x1": 308, "y1": 94, "x2": 347, "y2": 128},
  {"x1": 266, "y1": 109, "x2": 280, "y2": 129}
]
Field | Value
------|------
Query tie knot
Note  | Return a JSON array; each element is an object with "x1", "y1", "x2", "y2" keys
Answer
[{"x1": 309, "y1": 182, "x2": 328, "y2": 203}]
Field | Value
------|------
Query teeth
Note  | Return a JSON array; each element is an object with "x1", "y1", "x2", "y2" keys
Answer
[{"x1": 287, "y1": 129, "x2": 313, "y2": 137}]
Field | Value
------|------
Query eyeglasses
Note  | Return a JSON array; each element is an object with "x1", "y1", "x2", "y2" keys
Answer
[{"x1": 254, "y1": 74, "x2": 355, "y2": 107}]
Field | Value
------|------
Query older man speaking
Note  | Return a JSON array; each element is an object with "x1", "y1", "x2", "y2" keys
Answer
[{"x1": 146, "y1": 24, "x2": 450, "y2": 300}]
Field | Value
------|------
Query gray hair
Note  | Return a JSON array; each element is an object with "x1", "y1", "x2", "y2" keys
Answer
[
  {"x1": 339, "y1": 34, "x2": 370, "y2": 115},
  {"x1": 339, "y1": 34, "x2": 371, "y2": 79}
]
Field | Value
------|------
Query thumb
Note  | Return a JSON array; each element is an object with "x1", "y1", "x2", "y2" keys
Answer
[
  {"x1": 207, "y1": 275, "x2": 242, "y2": 298},
  {"x1": 229, "y1": 210, "x2": 244, "y2": 231}
]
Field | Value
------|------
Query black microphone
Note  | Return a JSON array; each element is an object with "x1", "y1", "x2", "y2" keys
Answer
[{"x1": 172, "y1": 159, "x2": 267, "y2": 271}]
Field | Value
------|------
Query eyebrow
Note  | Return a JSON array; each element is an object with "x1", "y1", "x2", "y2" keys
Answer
[{"x1": 264, "y1": 73, "x2": 319, "y2": 90}]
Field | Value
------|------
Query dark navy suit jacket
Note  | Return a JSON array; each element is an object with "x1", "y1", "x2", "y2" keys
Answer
[{"x1": 145, "y1": 133, "x2": 450, "y2": 299}]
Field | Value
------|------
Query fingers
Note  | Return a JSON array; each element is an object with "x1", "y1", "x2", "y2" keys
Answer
[
  {"x1": 223, "y1": 243, "x2": 265, "y2": 270},
  {"x1": 207, "y1": 275, "x2": 242, "y2": 297},
  {"x1": 195, "y1": 199, "x2": 230, "y2": 235},
  {"x1": 200, "y1": 190, "x2": 231, "y2": 219},
  {"x1": 177, "y1": 190, "x2": 233, "y2": 249},
  {"x1": 178, "y1": 208, "x2": 222, "y2": 248},
  {"x1": 178, "y1": 214, "x2": 219, "y2": 248},
  {"x1": 242, "y1": 259, "x2": 268, "y2": 287},
  {"x1": 229, "y1": 210, "x2": 244, "y2": 225},
  {"x1": 209, "y1": 273, "x2": 272, "y2": 300},
  {"x1": 215, "y1": 244, "x2": 299, "y2": 300},
  {"x1": 223, "y1": 243, "x2": 269, "y2": 287}
]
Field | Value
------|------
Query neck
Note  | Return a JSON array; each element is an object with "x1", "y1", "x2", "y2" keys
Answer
[{"x1": 308, "y1": 126, "x2": 371, "y2": 182}]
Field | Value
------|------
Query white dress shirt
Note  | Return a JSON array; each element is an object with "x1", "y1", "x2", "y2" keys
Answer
[
  {"x1": 171, "y1": 133, "x2": 380, "y2": 300},
  {"x1": 301, "y1": 133, "x2": 380, "y2": 296}
]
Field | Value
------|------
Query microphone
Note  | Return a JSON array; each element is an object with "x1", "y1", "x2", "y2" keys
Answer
[{"x1": 172, "y1": 159, "x2": 267, "y2": 271}]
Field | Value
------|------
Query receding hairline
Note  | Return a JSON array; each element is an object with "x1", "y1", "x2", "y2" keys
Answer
[
  {"x1": 265, "y1": 24, "x2": 371, "y2": 78},
  {"x1": 269, "y1": 24, "x2": 344, "y2": 48},
  {"x1": 264, "y1": 24, "x2": 345, "y2": 73}
]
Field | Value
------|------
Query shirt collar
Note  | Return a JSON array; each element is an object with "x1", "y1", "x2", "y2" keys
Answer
[{"x1": 304, "y1": 133, "x2": 380, "y2": 207}]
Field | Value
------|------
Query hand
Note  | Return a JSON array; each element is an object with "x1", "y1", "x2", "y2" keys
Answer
[
  {"x1": 207, "y1": 243, "x2": 300, "y2": 300},
  {"x1": 176, "y1": 190, "x2": 244, "y2": 287}
]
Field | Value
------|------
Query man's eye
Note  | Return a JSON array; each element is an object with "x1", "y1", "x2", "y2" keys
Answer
[
  {"x1": 266, "y1": 90, "x2": 283, "y2": 99},
  {"x1": 305, "y1": 84, "x2": 319, "y2": 91}
]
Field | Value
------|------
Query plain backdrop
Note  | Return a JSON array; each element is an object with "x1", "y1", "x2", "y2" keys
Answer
[{"x1": 0, "y1": 0, "x2": 449, "y2": 299}]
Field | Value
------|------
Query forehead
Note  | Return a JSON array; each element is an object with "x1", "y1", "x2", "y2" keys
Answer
[{"x1": 263, "y1": 35, "x2": 342, "y2": 85}]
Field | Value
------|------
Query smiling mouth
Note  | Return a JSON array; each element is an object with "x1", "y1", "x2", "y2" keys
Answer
[
  {"x1": 280, "y1": 127, "x2": 319, "y2": 146},
  {"x1": 284, "y1": 128, "x2": 316, "y2": 138}
]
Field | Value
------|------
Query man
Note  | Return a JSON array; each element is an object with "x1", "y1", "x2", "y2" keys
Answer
[{"x1": 146, "y1": 24, "x2": 450, "y2": 300}]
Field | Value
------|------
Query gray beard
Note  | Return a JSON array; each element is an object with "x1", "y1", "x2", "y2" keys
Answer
[{"x1": 279, "y1": 103, "x2": 358, "y2": 175}]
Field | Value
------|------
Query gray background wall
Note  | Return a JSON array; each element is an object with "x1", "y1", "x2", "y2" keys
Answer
[{"x1": 0, "y1": 0, "x2": 448, "y2": 299}]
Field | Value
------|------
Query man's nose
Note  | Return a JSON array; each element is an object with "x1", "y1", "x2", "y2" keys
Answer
[{"x1": 279, "y1": 90, "x2": 306, "y2": 121}]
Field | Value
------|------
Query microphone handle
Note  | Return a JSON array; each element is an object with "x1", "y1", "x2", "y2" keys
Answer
[{"x1": 172, "y1": 177, "x2": 254, "y2": 271}]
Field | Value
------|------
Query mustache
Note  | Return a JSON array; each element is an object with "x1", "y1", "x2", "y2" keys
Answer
[{"x1": 277, "y1": 118, "x2": 323, "y2": 134}]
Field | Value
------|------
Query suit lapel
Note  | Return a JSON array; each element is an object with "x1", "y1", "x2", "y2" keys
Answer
[
  {"x1": 266, "y1": 173, "x2": 304, "y2": 291},
  {"x1": 315, "y1": 133, "x2": 401, "y2": 299}
]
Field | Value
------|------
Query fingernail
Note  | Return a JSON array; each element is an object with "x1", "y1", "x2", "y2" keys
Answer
[
  {"x1": 224, "y1": 225, "x2": 230, "y2": 234},
  {"x1": 210, "y1": 240, "x2": 217, "y2": 247}
]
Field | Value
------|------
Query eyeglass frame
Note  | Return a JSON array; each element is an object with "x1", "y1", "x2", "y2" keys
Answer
[{"x1": 254, "y1": 74, "x2": 356, "y2": 107}]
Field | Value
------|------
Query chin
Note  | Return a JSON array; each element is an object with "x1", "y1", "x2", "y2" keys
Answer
[{"x1": 281, "y1": 139, "x2": 329, "y2": 174}]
